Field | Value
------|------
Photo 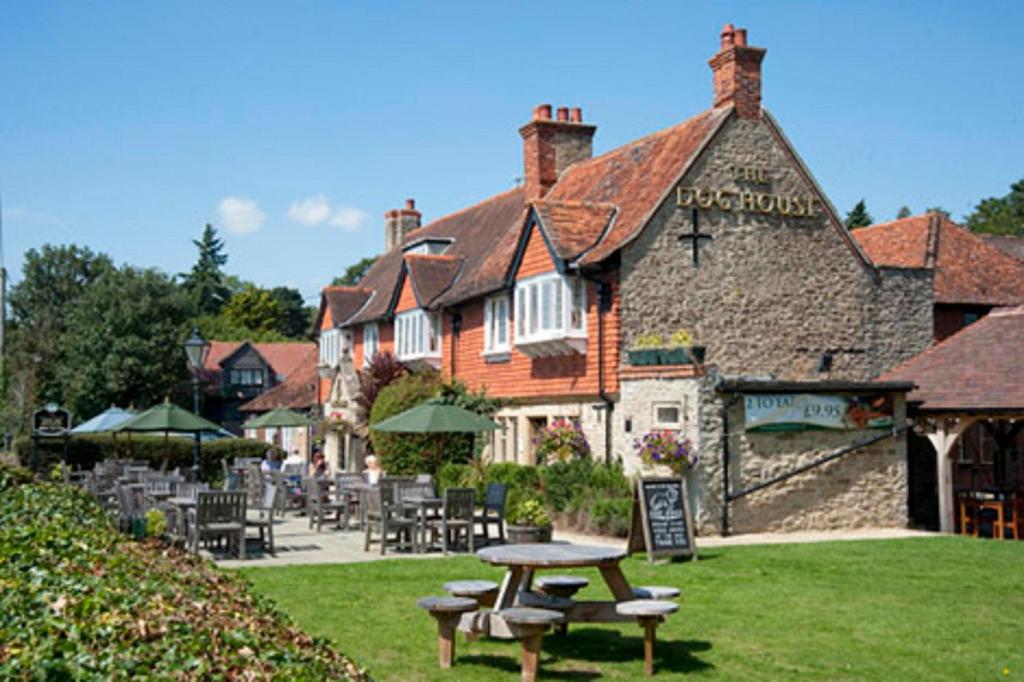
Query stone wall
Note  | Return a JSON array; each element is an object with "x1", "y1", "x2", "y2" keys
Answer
[
  {"x1": 484, "y1": 399, "x2": 610, "y2": 466},
  {"x1": 618, "y1": 114, "x2": 933, "y2": 382}
]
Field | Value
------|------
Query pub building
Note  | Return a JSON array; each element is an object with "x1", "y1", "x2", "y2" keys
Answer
[{"x1": 314, "y1": 25, "x2": 1019, "y2": 536}]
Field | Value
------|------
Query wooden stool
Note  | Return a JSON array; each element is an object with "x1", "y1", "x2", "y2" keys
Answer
[
  {"x1": 616, "y1": 600, "x2": 679, "y2": 676},
  {"x1": 536, "y1": 575, "x2": 589, "y2": 599},
  {"x1": 416, "y1": 596, "x2": 479, "y2": 668},
  {"x1": 519, "y1": 590, "x2": 575, "y2": 636},
  {"x1": 632, "y1": 585, "x2": 681, "y2": 600},
  {"x1": 443, "y1": 579, "x2": 499, "y2": 608},
  {"x1": 499, "y1": 607, "x2": 564, "y2": 682}
]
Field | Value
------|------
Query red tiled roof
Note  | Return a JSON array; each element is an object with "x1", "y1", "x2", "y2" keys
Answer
[
  {"x1": 853, "y1": 213, "x2": 1024, "y2": 305},
  {"x1": 204, "y1": 341, "x2": 316, "y2": 381},
  {"x1": 321, "y1": 286, "x2": 373, "y2": 329},
  {"x1": 879, "y1": 306, "x2": 1024, "y2": 412},
  {"x1": 981, "y1": 234, "x2": 1024, "y2": 262},
  {"x1": 405, "y1": 254, "x2": 464, "y2": 306},
  {"x1": 350, "y1": 188, "x2": 527, "y2": 322},
  {"x1": 544, "y1": 109, "x2": 729, "y2": 264},
  {"x1": 239, "y1": 349, "x2": 318, "y2": 412},
  {"x1": 533, "y1": 200, "x2": 617, "y2": 260}
]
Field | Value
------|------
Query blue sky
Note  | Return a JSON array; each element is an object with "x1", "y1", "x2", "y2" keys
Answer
[{"x1": 2, "y1": 2, "x2": 1022, "y2": 303}]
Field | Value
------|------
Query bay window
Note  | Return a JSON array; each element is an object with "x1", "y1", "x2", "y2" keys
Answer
[
  {"x1": 363, "y1": 323, "x2": 379, "y2": 367},
  {"x1": 514, "y1": 273, "x2": 587, "y2": 357},
  {"x1": 319, "y1": 328, "x2": 344, "y2": 368},
  {"x1": 395, "y1": 309, "x2": 442, "y2": 368},
  {"x1": 483, "y1": 294, "x2": 510, "y2": 355}
]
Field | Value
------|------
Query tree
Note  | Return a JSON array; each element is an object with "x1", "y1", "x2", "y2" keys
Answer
[
  {"x1": 3, "y1": 245, "x2": 113, "y2": 431},
  {"x1": 192, "y1": 313, "x2": 290, "y2": 343},
  {"x1": 332, "y1": 256, "x2": 378, "y2": 287},
  {"x1": 181, "y1": 224, "x2": 230, "y2": 315},
  {"x1": 221, "y1": 286, "x2": 283, "y2": 334},
  {"x1": 895, "y1": 206, "x2": 912, "y2": 219},
  {"x1": 57, "y1": 266, "x2": 193, "y2": 420},
  {"x1": 844, "y1": 200, "x2": 874, "y2": 230},
  {"x1": 965, "y1": 179, "x2": 1024, "y2": 235},
  {"x1": 355, "y1": 352, "x2": 405, "y2": 434},
  {"x1": 269, "y1": 286, "x2": 314, "y2": 338}
]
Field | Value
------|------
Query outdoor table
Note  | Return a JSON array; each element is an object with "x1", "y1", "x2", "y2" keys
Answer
[
  {"x1": 463, "y1": 544, "x2": 636, "y2": 640},
  {"x1": 167, "y1": 496, "x2": 197, "y2": 539},
  {"x1": 346, "y1": 482, "x2": 376, "y2": 529},
  {"x1": 402, "y1": 495, "x2": 443, "y2": 553}
]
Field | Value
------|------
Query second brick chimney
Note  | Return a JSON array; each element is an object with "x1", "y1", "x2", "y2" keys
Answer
[
  {"x1": 384, "y1": 199, "x2": 421, "y2": 252},
  {"x1": 708, "y1": 24, "x2": 766, "y2": 119},
  {"x1": 519, "y1": 104, "x2": 597, "y2": 200}
]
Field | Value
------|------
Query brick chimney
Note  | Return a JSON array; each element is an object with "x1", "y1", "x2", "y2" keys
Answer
[
  {"x1": 384, "y1": 198, "x2": 421, "y2": 252},
  {"x1": 708, "y1": 24, "x2": 766, "y2": 119},
  {"x1": 519, "y1": 104, "x2": 597, "y2": 200}
]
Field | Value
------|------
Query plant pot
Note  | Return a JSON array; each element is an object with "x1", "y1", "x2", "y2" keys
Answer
[
  {"x1": 507, "y1": 524, "x2": 553, "y2": 544},
  {"x1": 627, "y1": 349, "x2": 660, "y2": 366},
  {"x1": 659, "y1": 348, "x2": 688, "y2": 364}
]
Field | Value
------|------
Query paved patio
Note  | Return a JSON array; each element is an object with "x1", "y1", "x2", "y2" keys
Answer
[{"x1": 213, "y1": 514, "x2": 935, "y2": 568}]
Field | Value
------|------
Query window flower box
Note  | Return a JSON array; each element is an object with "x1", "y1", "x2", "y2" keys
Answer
[{"x1": 627, "y1": 349, "x2": 661, "y2": 366}]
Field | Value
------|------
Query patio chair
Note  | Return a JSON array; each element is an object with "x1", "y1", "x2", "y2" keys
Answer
[
  {"x1": 335, "y1": 472, "x2": 363, "y2": 520},
  {"x1": 307, "y1": 477, "x2": 348, "y2": 532},
  {"x1": 188, "y1": 491, "x2": 247, "y2": 559},
  {"x1": 364, "y1": 486, "x2": 416, "y2": 555},
  {"x1": 245, "y1": 482, "x2": 278, "y2": 555},
  {"x1": 474, "y1": 482, "x2": 508, "y2": 545},
  {"x1": 176, "y1": 482, "x2": 210, "y2": 498},
  {"x1": 427, "y1": 488, "x2": 476, "y2": 555}
]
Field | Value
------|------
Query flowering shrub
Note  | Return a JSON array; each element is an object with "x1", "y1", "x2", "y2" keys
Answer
[
  {"x1": 635, "y1": 429, "x2": 697, "y2": 474},
  {"x1": 534, "y1": 419, "x2": 591, "y2": 463}
]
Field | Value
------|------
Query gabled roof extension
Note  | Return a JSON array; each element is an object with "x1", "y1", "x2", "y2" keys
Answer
[
  {"x1": 532, "y1": 200, "x2": 617, "y2": 261},
  {"x1": 853, "y1": 213, "x2": 1024, "y2": 305},
  {"x1": 239, "y1": 347, "x2": 318, "y2": 413},
  {"x1": 404, "y1": 254, "x2": 464, "y2": 307},
  {"x1": 313, "y1": 286, "x2": 374, "y2": 334}
]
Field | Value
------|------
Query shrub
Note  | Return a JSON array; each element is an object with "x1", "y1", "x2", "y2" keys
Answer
[
  {"x1": 12, "y1": 434, "x2": 281, "y2": 482},
  {"x1": 0, "y1": 464, "x2": 366, "y2": 679},
  {"x1": 589, "y1": 496, "x2": 633, "y2": 537},
  {"x1": 541, "y1": 458, "x2": 594, "y2": 512},
  {"x1": 533, "y1": 419, "x2": 590, "y2": 464},
  {"x1": 354, "y1": 351, "x2": 406, "y2": 433},
  {"x1": 508, "y1": 498, "x2": 551, "y2": 527},
  {"x1": 369, "y1": 370, "x2": 447, "y2": 474},
  {"x1": 145, "y1": 507, "x2": 168, "y2": 537}
]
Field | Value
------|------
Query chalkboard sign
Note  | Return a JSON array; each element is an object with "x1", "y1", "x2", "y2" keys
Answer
[{"x1": 627, "y1": 477, "x2": 696, "y2": 562}]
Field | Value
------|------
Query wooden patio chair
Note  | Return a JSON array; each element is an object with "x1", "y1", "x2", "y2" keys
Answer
[
  {"x1": 364, "y1": 486, "x2": 416, "y2": 554},
  {"x1": 306, "y1": 477, "x2": 348, "y2": 532},
  {"x1": 427, "y1": 488, "x2": 476, "y2": 555},
  {"x1": 246, "y1": 482, "x2": 278, "y2": 554},
  {"x1": 188, "y1": 491, "x2": 247, "y2": 559},
  {"x1": 474, "y1": 482, "x2": 508, "y2": 545}
]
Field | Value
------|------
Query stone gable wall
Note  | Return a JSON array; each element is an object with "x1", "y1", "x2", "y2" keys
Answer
[{"x1": 618, "y1": 115, "x2": 933, "y2": 382}]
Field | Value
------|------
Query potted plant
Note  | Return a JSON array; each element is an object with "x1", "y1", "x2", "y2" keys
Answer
[
  {"x1": 534, "y1": 419, "x2": 591, "y2": 464},
  {"x1": 635, "y1": 429, "x2": 698, "y2": 476},
  {"x1": 627, "y1": 333, "x2": 664, "y2": 366},
  {"x1": 506, "y1": 498, "x2": 553, "y2": 543}
]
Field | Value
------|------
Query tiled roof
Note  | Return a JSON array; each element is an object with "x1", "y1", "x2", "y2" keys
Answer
[
  {"x1": 853, "y1": 213, "x2": 1024, "y2": 305},
  {"x1": 981, "y1": 234, "x2": 1024, "y2": 262},
  {"x1": 879, "y1": 306, "x2": 1024, "y2": 412},
  {"x1": 318, "y1": 286, "x2": 373, "y2": 330},
  {"x1": 533, "y1": 200, "x2": 617, "y2": 261},
  {"x1": 543, "y1": 109, "x2": 728, "y2": 264},
  {"x1": 203, "y1": 341, "x2": 316, "y2": 382},
  {"x1": 239, "y1": 349, "x2": 318, "y2": 412},
  {"x1": 405, "y1": 254, "x2": 464, "y2": 306},
  {"x1": 350, "y1": 188, "x2": 527, "y2": 322}
]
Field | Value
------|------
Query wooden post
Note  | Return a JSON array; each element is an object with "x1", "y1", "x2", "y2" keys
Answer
[
  {"x1": 642, "y1": 618, "x2": 657, "y2": 676},
  {"x1": 437, "y1": 616, "x2": 457, "y2": 669},
  {"x1": 925, "y1": 417, "x2": 974, "y2": 533},
  {"x1": 520, "y1": 631, "x2": 543, "y2": 682}
]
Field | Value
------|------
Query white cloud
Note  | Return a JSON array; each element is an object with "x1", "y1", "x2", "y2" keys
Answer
[
  {"x1": 217, "y1": 197, "x2": 265, "y2": 235},
  {"x1": 287, "y1": 194, "x2": 332, "y2": 225},
  {"x1": 329, "y1": 205, "x2": 367, "y2": 232}
]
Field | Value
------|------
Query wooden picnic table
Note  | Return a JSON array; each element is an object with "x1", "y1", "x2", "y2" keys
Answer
[{"x1": 463, "y1": 543, "x2": 636, "y2": 640}]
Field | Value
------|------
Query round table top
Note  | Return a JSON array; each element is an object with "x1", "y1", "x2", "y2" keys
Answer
[{"x1": 477, "y1": 543, "x2": 626, "y2": 568}]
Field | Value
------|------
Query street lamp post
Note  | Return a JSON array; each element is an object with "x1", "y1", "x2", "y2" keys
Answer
[{"x1": 183, "y1": 327, "x2": 211, "y2": 478}]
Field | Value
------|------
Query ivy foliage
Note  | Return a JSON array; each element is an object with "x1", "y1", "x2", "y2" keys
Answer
[{"x1": 0, "y1": 465, "x2": 367, "y2": 679}]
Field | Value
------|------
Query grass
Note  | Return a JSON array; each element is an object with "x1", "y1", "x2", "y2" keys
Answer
[{"x1": 238, "y1": 537, "x2": 1024, "y2": 681}]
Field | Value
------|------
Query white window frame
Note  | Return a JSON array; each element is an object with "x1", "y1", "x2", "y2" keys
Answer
[
  {"x1": 483, "y1": 294, "x2": 511, "y2": 355},
  {"x1": 319, "y1": 328, "x2": 343, "y2": 368},
  {"x1": 395, "y1": 309, "x2": 442, "y2": 364},
  {"x1": 513, "y1": 273, "x2": 587, "y2": 346},
  {"x1": 652, "y1": 401, "x2": 684, "y2": 430},
  {"x1": 363, "y1": 323, "x2": 379, "y2": 367}
]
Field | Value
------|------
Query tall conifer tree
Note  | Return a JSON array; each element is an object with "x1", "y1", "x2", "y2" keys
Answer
[
  {"x1": 181, "y1": 224, "x2": 230, "y2": 315},
  {"x1": 844, "y1": 200, "x2": 874, "y2": 230}
]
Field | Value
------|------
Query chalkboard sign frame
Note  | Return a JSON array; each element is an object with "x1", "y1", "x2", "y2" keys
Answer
[{"x1": 627, "y1": 476, "x2": 697, "y2": 562}]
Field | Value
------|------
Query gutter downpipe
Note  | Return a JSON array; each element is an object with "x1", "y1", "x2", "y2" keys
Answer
[{"x1": 582, "y1": 271, "x2": 614, "y2": 465}]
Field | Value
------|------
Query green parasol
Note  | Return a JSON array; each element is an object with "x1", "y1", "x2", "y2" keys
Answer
[
  {"x1": 371, "y1": 398, "x2": 500, "y2": 433},
  {"x1": 244, "y1": 407, "x2": 315, "y2": 429}
]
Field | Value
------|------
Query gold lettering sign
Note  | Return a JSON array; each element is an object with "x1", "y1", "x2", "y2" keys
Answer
[{"x1": 676, "y1": 186, "x2": 818, "y2": 218}]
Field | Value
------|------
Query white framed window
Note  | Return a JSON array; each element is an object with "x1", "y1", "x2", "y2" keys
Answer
[
  {"x1": 483, "y1": 294, "x2": 510, "y2": 354},
  {"x1": 395, "y1": 309, "x2": 442, "y2": 365},
  {"x1": 513, "y1": 273, "x2": 587, "y2": 356},
  {"x1": 319, "y1": 328, "x2": 343, "y2": 368},
  {"x1": 229, "y1": 368, "x2": 264, "y2": 386},
  {"x1": 363, "y1": 323, "x2": 379, "y2": 367},
  {"x1": 652, "y1": 401, "x2": 684, "y2": 429}
]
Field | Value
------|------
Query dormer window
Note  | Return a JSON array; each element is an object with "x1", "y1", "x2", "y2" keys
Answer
[
  {"x1": 395, "y1": 309, "x2": 442, "y2": 368},
  {"x1": 402, "y1": 238, "x2": 453, "y2": 256},
  {"x1": 514, "y1": 273, "x2": 586, "y2": 357}
]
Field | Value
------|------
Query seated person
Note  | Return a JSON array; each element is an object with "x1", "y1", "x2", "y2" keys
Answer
[
  {"x1": 260, "y1": 449, "x2": 283, "y2": 473},
  {"x1": 283, "y1": 448, "x2": 305, "y2": 469},
  {"x1": 363, "y1": 453, "x2": 383, "y2": 485},
  {"x1": 309, "y1": 449, "x2": 330, "y2": 479}
]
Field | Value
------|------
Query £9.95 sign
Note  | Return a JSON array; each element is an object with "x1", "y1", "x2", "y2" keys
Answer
[{"x1": 744, "y1": 394, "x2": 894, "y2": 432}]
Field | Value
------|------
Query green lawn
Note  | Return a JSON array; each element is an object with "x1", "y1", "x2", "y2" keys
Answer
[{"x1": 239, "y1": 537, "x2": 1024, "y2": 681}]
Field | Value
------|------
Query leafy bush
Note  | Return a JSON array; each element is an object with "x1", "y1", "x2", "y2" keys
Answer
[
  {"x1": 145, "y1": 508, "x2": 168, "y2": 537},
  {"x1": 541, "y1": 459, "x2": 595, "y2": 513},
  {"x1": 369, "y1": 370, "x2": 447, "y2": 474},
  {"x1": 589, "y1": 496, "x2": 633, "y2": 536},
  {"x1": 0, "y1": 464, "x2": 366, "y2": 679},
  {"x1": 355, "y1": 351, "x2": 406, "y2": 434},
  {"x1": 508, "y1": 498, "x2": 551, "y2": 527},
  {"x1": 12, "y1": 434, "x2": 281, "y2": 482}
]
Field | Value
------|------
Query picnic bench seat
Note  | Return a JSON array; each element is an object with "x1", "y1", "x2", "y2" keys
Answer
[
  {"x1": 443, "y1": 579, "x2": 499, "y2": 608},
  {"x1": 632, "y1": 585, "x2": 681, "y2": 600},
  {"x1": 417, "y1": 596, "x2": 479, "y2": 669},
  {"x1": 536, "y1": 575, "x2": 589, "y2": 598},
  {"x1": 497, "y1": 607, "x2": 565, "y2": 682},
  {"x1": 615, "y1": 599, "x2": 679, "y2": 676}
]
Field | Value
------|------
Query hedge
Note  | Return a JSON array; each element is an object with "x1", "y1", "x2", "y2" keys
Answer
[
  {"x1": 12, "y1": 434, "x2": 282, "y2": 482},
  {"x1": 439, "y1": 459, "x2": 634, "y2": 537},
  {"x1": 0, "y1": 464, "x2": 366, "y2": 679}
]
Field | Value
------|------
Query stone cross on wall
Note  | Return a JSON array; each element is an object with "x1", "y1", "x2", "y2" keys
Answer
[{"x1": 678, "y1": 208, "x2": 713, "y2": 266}]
